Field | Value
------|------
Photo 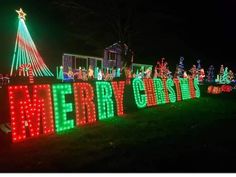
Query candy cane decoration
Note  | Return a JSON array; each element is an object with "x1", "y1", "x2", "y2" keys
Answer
[{"x1": 18, "y1": 64, "x2": 34, "y2": 84}]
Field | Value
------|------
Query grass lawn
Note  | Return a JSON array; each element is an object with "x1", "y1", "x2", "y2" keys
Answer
[{"x1": 0, "y1": 88, "x2": 236, "y2": 172}]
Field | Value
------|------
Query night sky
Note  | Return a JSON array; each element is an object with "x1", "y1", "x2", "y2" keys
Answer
[{"x1": 0, "y1": 0, "x2": 235, "y2": 74}]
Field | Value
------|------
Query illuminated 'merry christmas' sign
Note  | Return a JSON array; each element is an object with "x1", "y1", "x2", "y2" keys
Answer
[{"x1": 8, "y1": 78, "x2": 200, "y2": 143}]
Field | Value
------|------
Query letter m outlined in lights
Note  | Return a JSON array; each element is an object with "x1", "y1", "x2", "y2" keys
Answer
[{"x1": 8, "y1": 85, "x2": 54, "y2": 142}]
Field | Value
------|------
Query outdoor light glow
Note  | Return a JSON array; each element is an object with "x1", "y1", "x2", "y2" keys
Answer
[
  {"x1": 111, "y1": 81, "x2": 125, "y2": 116},
  {"x1": 16, "y1": 8, "x2": 26, "y2": 20},
  {"x1": 8, "y1": 85, "x2": 54, "y2": 142},
  {"x1": 179, "y1": 78, "x2": 191, "y2": 100},
  {"x1": 188, "y1": 78, "x2": 196, "y2": 98},
  {"x1": 153, "y1": 78, "x2": 166, "y2": 105},
  {"x1": 166, "y1": 78, "x2": 176, "y2": 103},
  {"x1": 132, "y1": 78, "x2": 147, "y2": 108},
  {"x1": 6, "y1": 78, "x2": 201, "y2": 143},
  {"x1": 10, "y1": 9, "x2": 54, "y2": 77},
  {"x1": 96, "y1": 82, "x2": 115, "y2": 119},
  {"x1": 162, "y1": 79, "x2": 170, "y2": 103},
  {"x1": 18, "y1": 64, "x2": 34, "y2": 83},
  {"x1": 143, "y1": 78, "x2": 157, "y2": 106},
  {"x1": 173, "y1": 78, "x2": 182, "y2": 101},
  {"x1": 194, "y1": 78, "x2": 200, "y2": 98},
  {"x1": 30, "y1": 85, "x2": 55, "y2": 136},
  {"x1": 52, "y1": 84, "x2": 74, "y2": 132},
  {"x1": 73, "y1": 83, "x2": 97, "y2": 125},
  {"x1": 0, "y1": 7, "x2": 209, "y2": 145}
]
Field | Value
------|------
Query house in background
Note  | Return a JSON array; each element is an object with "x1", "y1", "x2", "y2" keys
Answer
[
  {"x1": 103, "y1": 42, "x2": 134, "y2": 69},
  {"x1": 62, "y1": 53, "x2": 103, "y2": 73}
]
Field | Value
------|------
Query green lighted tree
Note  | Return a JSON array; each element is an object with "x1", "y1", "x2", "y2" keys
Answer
[{"x1": 220, "y1": 67, "x2": 230, "y2": 84}]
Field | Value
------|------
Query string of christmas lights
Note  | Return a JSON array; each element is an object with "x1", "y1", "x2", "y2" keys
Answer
[{"x1": 10, "y1": 8, "x2": 54, "y2": 77}]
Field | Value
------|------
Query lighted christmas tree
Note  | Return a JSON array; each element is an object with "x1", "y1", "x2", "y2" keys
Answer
[
  {"x1": 220, "y1": 67, "x2": 230, "y2": 84},
  {"x1": 59, "y1": 66, "x2": 64, "y2": 80},
  {"x1": 94, "y1": 67, "x2": 99, "y2": 79},
  {"x1": 10, "y1": 8, "x2": 54, "y2": 77},
  {"x1": 116, "y1": 68, "x2": 121, "y2": 77},
  {"x1": 207, "y1": 65, "x2": 214, "y2": 83}
]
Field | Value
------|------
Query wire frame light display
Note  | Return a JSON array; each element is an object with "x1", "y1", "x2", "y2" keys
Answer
[{"x1": 10, "y1": 8, "x2": 54, "y2": 77}]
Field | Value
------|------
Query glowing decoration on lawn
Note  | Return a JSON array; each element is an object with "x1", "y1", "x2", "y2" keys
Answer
[
  {"x1": 211, "y1": 86, "x2": 222, "y2": 94},
  {"x1": 131, "y1": 63, "x2": 153, "y2": 79},
  {"x1": 221, "y1": 85, "x2": 232, "y2": 93},
  {"x1": 153, "y1": 78, "x2": 166, "y2": 104},
  {"x1": 166, "y1": 78, "x2": 176, "y2": 103},
  {"x1": 97, "y1": 69, "x2": 103, "y2": 80},
  {"x1": 143, "y1": 79, "x2": 157, "y2": 106},
  {"x1": 0, "y1": 74, "x2": 10, "y2": 86},
  {"x1": 162, "y1": 79, "x2": 170, "y2": 103},
  {"x1": 132, "y1": 78, "x2": 147, "y2": 108},
  {"x1": 10, "y1": 8, "x2": 54, "y2": 77},
  {"x1": 195, "y1": 60, "x2": 205, "y2": 82},
  {"x1": 88, "y1": 65, "x2": 94, "y2": 79},
  {"x1": 73, "y1": 83, "x2": 97, "y2": 125},
  {"x1": 5, "y1": 78, "x2": 201, "y2": 143},
  {"x1": 174, "y1": 57, "x2": 185, "y2": 78},
  {"x1": 144, "y1": 67, "x2": 152, "y2": 78},
  {"x1": 207, "y1": 85, "x2": 214, "y2": 94},
  {"x1": 8, "y1": 85, "x2": 55, "y2": 142},
  {"x1": 183, "y1": 71, "x2": 188, "y2": 78},
  {"x1": 18, "y1": 64, "x2": 34, "y2": 84},
  {"x1": 219, "y1": 65, "x2": 224, "y2": 75},
  {"x1": 173, "y1": 78, "x2": 182, "y2": 101},
  {"x1": 94, "y1": 67, "x2": 99, "y2": 79},
  {"x1": 194, "y1": 78, "x2": 200, "y2": 98},
  {"x1": 215, "y1": 65, "x2": 224, "y2": 83},
  {"x1": 219, "y1": 67, "x2": 231, "y2": 84},
  {"x1": 116, "y1": 68, "x2": 121, "y2": 77},
  {"x1": 228, "y1": 70, "x2": 234, "y2": 81},
  {"x1": 52, "y1": 84, "x2": 74, "y2": 132},
  {"x1": 179, "y1": 78, "x2": 191, "y2": 100},
  {"x1": 96, "y1": 82, "x2": 114, "y2": 119},
  {"x1": 189, "y1": 65, "x2": 197, "y2": 78},
  {"x1": 188, "y1": 78, "x2": 196, "y2": 98},
  {"x1": 125, "y1": 67, "x2": 132, "y2": 84},
  {"x1": 198, "y1": 69, "x2": 205, "y2": 82},
  {"x1": 56, "y1": 66, "x2": 64, "y2": 81},
  {"x1": 207, "y1": 85, "x2": 232, "y2": 94},
  {"x1": 155, "y1": 58, "x2": 171, "y2": 79},
  {"x1": 111, "y1": 81, "x2": 125, "y2": 116}
]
